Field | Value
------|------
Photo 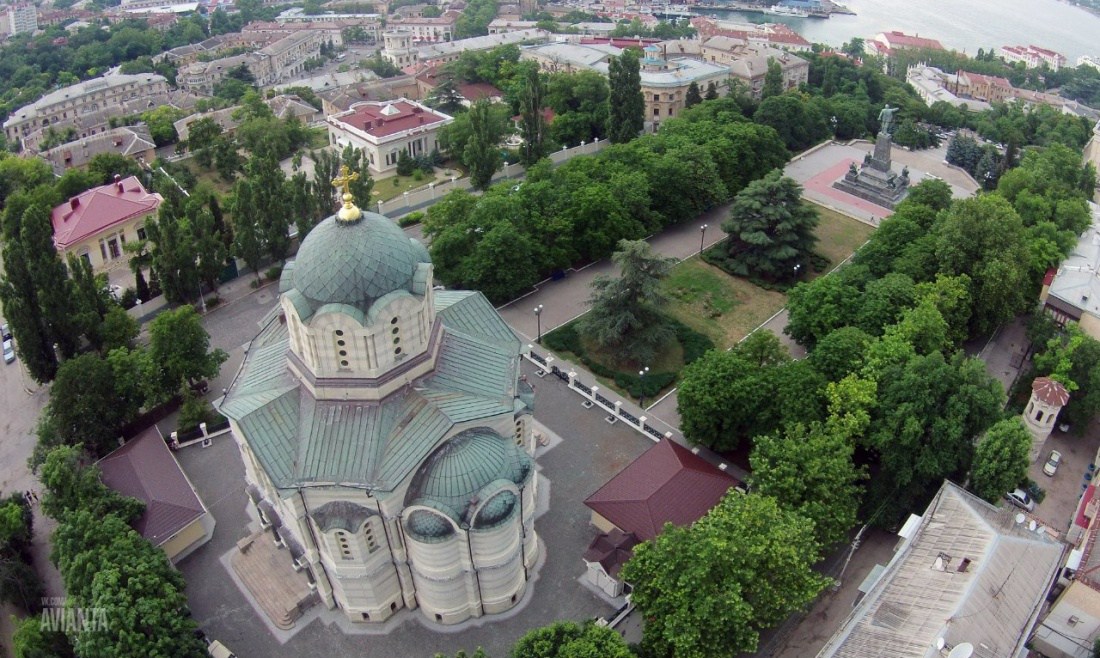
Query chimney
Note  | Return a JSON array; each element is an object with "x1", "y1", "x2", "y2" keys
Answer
[{"x1": 70, "y1": 198, "x2": 79, "y2": 210}]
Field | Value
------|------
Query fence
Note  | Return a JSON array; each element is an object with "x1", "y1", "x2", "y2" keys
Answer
[{"x1": 377, "y1": 138, "x2": 610, "y2": 219}]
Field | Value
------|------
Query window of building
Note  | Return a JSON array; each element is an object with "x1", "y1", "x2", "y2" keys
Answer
[
  {"x1": 136, "y1": 226, "x2": 147, "y2": 241},
  {"x1": 652, "y1": 93, "x2": 659, "y2": 101},
  {"x1": 363, "y1": 520, "x2": 380, "y2": 554},
  {"x1": 652, "y1": 107, "x2": 659, "y2": 116},
  {"x1": 335, "y1": 530, "x2": 354, "y2": 560}
]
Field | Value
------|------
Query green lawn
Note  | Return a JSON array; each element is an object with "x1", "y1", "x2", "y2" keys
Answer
[
  {"x1": 372, "y1": 173, "x2": 439, "y2": 202},
  {"x1": 809, "y1": 202, "x2": 876, "y2": 273},
  {"x1": 662, "y1": 259, "x2": 789, "y2": 350},
  {"x1": 662, "y1": 202, "x2": 875, "y2": 350},
  {"x1": 178, "y1": 159, "x2": 234, "y2": 196}
]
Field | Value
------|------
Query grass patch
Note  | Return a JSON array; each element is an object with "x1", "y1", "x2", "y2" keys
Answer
[
  {"x1": 662, "y1": 259, "x2": 787, "y2": 350},
  {"x1": 809, "y1": 201, "x2": 875, "y2": 274},
  {"x1": 373, "y1": 172, "x2": 439, "y2": 202},
  {"x1": 178, "y1": 159, "x2": 234, "y2": 196},
  {"x1": 306, "y1": 126, "x2": 329, "y2": 149}
]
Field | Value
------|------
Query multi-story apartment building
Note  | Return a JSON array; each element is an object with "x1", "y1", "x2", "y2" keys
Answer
[
  {"x1": 3, "y1": 73, "x2": 169, "y2": 149},
  {"x1": 177, "y1": 30, "x2": 326, "y2": 94},
  {"x1": 387, "y1": 11, "x2": 459, "y2": 43},
  {"x1": 1001, "y1": 44, "x2": 1067, "y2": 71},
  {"x1": 7, "y1": 2, "x2": 37, "y2": 35}
]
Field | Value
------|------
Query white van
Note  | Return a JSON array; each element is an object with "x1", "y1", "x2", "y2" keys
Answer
[{"x1": 208, "y1": 640, "x2": 236, "y2": 658}]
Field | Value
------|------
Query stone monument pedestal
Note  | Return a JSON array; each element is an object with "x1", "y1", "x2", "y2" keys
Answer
[{"x1": 833, "y1": 132, "x2": 910, "y2": 209}]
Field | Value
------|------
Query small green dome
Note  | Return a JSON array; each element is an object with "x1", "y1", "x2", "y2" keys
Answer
[
  {"x1": 405, "y1": 428, "x2": 531, "y2": 526},
  {"x1": 292, "y1": 211, "x2": 429, "y2": 308}
]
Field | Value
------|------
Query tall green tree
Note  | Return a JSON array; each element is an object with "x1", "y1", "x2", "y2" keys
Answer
[
  {"x1": 144, "y1": 190, "x2": 199, "y2": 304},
  {"x1": 183, "y1": 116, "x2": 223, "y2": 168},
  {"x1": 762, "y1": 58, "x2": 784, "y2": 99},
  {"x1": 243, "y1": 155, "x2": 291, "y2": 263},
  {"x1": 750, "y1": 376, "x2": 874, "y2": 548},
  {"x1": 579, "y1": 239, "x2": 675, "y2": 364},
  {"x1": 969, "y1": 418, "x2": 1032, "y2": 503},
  {"x1": 192, "y1": 206, "x2": 228, "y2": 293},
  {"x1": 464, "y1": 98, "x2": 504, "y2": 190},
  {"x1": 719, "y1": 169, "x2": 819, "y2": 283},
  {"x1": 546, "y1": 69, "x2": 610, "y2": 145},
  {"x1": 11, "y1": 615, "x2": 76, "y2": 658},
  {"x1": 1032, "y1": 324, "x2": 1100, "y2": 432},
  {"x1": 66, "y1": 253, "x2": 111, "y2": 352},
  {"x1": 22, "y1": 203, "x2": 80, "y2": 359},
  {"x1": 230, "y1": 178, "x2": 266, "y2": 280},
  {"x1": 518, "y1": 64, "x2": 548, "y2": 164},
  {"x1": 37, "y1": 354, "x2": 137, "y2": 459},
  {"x1": 933, "y1": 194, "x2": 1031, "y2": 337},
  {"x1": 608, "y1": 50, "x2": 644, "y2": 143},
  {"x1": 0, "y1": 238, "x2": 57, "y2": 382},
  {"x1": 622, "y1": 492, "x2": 830, "y2": 658},
  {"x1": 685, "y1": 81, "x2": 703, "y2": 107},
  {"x1": 866, "y1": 351, "x2": 1005, "y2": 524},
  {"x1": 512, "y1": 621, "x2": 632, "y2": 658},
  {"x1": 148, "y1": 306, "x2": 227, "y2": 398}
]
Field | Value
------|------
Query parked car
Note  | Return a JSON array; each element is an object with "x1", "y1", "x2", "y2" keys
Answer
[
  {"x1": 2, "y1": 339, "x2": 14, "y2": 364},
  {"x1": 0, "y1": 323, "x2": 10, "y2": 340},
  {"x1": 1006, "y1": 488, "x2": 1036, "y2": 512},
  {"x1": 1043, "y1": 450, "x2": 1062, "y2": 477},
  {"x1": 208, "y1": 641, "x2": 236, "y2": 658}
]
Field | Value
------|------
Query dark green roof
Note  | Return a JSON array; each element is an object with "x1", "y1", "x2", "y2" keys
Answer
[
  {"x1": 221, "y1": 291, "x2": 525, "y2": 494},
  {"x1": 404, "y1": 427, "x2": 531, "y2": 524},
  {"x1": 291, "y1": 212, "x2": 428, "y2": 309}
]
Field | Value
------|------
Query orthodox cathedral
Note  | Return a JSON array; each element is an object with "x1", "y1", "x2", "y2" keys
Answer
[{"x1": 221, "y1": 172, "x2": 539, "y2": 625}]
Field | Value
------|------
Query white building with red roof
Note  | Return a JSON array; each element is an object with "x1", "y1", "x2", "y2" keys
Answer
[
  {"x1": 1001, "y1": 45, "x2": 1067, "y2": 71},
  {"x1": 50, "y1": 175, "x2": 162, "y2": 272},
  {"x1": 867, "y1": 30, "x2": 945, "y2": 57},
  {"x1": 326, "y1": 99, "x2": 453, "y2": 175}
]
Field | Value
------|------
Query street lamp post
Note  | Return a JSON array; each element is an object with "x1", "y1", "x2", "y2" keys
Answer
[
  {"x1": 638, "y1": 366, "x2": 650, "y2": 409},
  {"x1": 699, "y1": 224, "x2": 708, "y2": 254},
  {"x1": 793, "y1": 263, "x2": 802, "y2": 281},
  {"x1": 534, "y1": 305, "x2": 544, "y2": 344}
]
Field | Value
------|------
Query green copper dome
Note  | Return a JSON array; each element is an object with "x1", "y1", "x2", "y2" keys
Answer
[
  {"x1": 292, "y1": 211, "x2": 429, "y2": 308},
  {"x1": 405, "y1": 428, "x2": 532, "y2": 527}
]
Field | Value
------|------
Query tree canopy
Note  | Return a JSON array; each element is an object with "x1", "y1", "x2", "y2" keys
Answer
[
  {"x1": 969, "y1": 418, "x2": 1032, "y2": 503},
  {"x1": 622, "y1": 492, "x2": 830, "y2": 658},
  {"x1": 713, "y1": 169, "x2": 819, "y2": 284}
]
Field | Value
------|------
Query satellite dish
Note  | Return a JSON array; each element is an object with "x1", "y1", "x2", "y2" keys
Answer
[
  {"x1": 948, "y1": 643, "x2": 974, "y2": 658},
  {"x1": 1029, "y1": 520, "x2": 1038, "y2": 531},
  {"x1": 936, "y1": 637, "x2": 946, "y2": 650},
  {"x1": 1015, "y1": 513, "x2": 1026, "y2": 525}
]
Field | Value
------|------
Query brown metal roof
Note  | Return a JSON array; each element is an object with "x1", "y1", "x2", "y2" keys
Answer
[
  {"x1": 584, "y1": 439, "x2": 737, "y2": 541},
  {"x1": 1033, "y1": 376, "x2": 1070, "y2": 407},
  {"x1": 97, "y1": 427, "x2": 207, "y2": 546},
  {"x1": 583, "y1": 528, "x2": 639, "y2": 578}
]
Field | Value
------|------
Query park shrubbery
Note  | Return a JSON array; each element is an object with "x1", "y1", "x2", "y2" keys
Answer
[
  {"x1": 543, "y1": 316, "x2": 713, "y2": 398},
  {"x1": 424, "y1": 98, "x2": 789, "y2": 304}
]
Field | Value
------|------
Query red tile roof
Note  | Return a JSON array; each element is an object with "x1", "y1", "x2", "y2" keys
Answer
[
  {"x1": 334, "y1": 100, "x2": 450, "y2": 139},
  {"x1": 879, "y1": 30, "x2": 945, "y2": 51},
  {"x1": 51, "y1": 175, "x2": 161, "y2": 250},
  {"x1": 1033, "y1": 377, "x2": 1070, "y2": 407},
  {"x1": 584, "y1": 439, "x2": 737, "y2": 541},
  {"x1": 963, "y1": 71, "x2": 1013, "y2": 88},
  {"x1": 1076, "y1": 484, "x2": 1097, "y2": 531},
  {"x1": 583, "y1": 528, "x2": 640, "y2": 578},
  {"x1": 97, "y1": 427, "x2": 207, "y2": 547}
]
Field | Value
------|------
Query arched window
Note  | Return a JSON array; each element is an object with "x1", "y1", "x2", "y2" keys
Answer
[
  {"x1": 363, "y1": 519, "x2": 380, "y2": 554},
  {"x1": 334, "y1": 530, "x2": 354, "y2": 560},
  {"x1": 1035, "y1": 410, "x2": 1044, "y2": 422}
]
